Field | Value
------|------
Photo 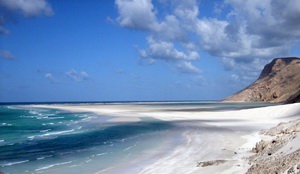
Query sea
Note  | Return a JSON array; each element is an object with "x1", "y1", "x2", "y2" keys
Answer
[{"x1": 0, "y1": 101, "x2": 275, "y2": 174}]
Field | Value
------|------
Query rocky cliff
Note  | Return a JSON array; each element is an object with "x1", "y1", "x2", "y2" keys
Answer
[{"x1": 225, "y1": 57, "x2": 300, "y2": 103}]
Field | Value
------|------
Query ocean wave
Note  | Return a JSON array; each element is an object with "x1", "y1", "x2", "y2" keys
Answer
[
  {"x1": 2, "y1": 160, "x2": 29, "y2": 167},
  {"x1": 35, "y1": 161, "x2": 72, "y2": 171},
  {"x1": 42, "y1": 129, "x2": 75, "y2": 136},
  {"x1": 76, "y1": 126, "x2": 82, "y2": 130},
  {"x1": 6, "y1": 143, "x2": 15, "y2": 146},
  {"x1": 20, "y1": 114, "x2": 57, "y2": 120},
  {"x1": 20, "y1": 115, "x2": 36, "y2": 118},
  {"x1": 76, "y1": 147, "x2": 95, "y2": 153},
  {"x1": 82, "y1": 116, "x2": 97, "y2": 121},
  {"x1": 59, "y1": 151, "x2": 76, "y2": 156},
  {"x1": 96, "y1": 152, "x2": 108, "y2": 156},
  {"x1": 0, "y1": 123, "x2": 12, "y2": 126},
  {"x1": 29, "y1": 110, "x2": 38, "y2": 115},
  {"x1": 37, "y1": 155, "x2": 53, "y2": 160},
  {"x1": 66, "y1": 121, "x2": 80, "y2": 126},
  {"x1": 28, "y1": 109, "x2": 58, "y2": 119},
  {"x1": 28, "y1": 129, "x2": 75, "y2": 140},
  {"x1": 95, "y1": 167, "x2": 114, "y2": 174},
  {"x1": 125, "y1": 153, "x2": 132, "y2": 158},
  {"x1": 123, "y1": 146, "x2": 134, "y2": 152},
  {"x1": 68, "y1": 164, "x2": 80, "y2": 168},
  {"x1": 46, "y1": 116, "x2": 65, "y2": 120},
  {"x1": 29, "y1": 110, "x2": 48, "y2": 117},
  {"x1": 5, "y1": 106, "x2": 18, "y2": 110},
  {"x1": 79, "y1": 114, "x2": 89, "y2": 118},
  {"x1": 40, "y1": 129, "x2": 51, "y2": 133},
  {"x1": 123, "y1": 142, "x2": 139, "y2": 152},
  {"x1": 27, "y1": 135, "x2": 58, "y2": 141}
]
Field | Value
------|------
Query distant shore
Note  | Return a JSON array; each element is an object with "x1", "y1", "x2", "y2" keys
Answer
[{"x1": 30, "y1": 102, "x2": 300, "y2": 173}]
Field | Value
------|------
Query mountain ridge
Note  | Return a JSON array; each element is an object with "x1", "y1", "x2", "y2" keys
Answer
[{"x1": 224, "y1": 57, "x2": 300, "y2": 103}]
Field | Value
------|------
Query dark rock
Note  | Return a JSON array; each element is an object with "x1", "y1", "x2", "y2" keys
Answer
[{"x1": 197, "y1": 160, "x2": 227, "y2": 167}]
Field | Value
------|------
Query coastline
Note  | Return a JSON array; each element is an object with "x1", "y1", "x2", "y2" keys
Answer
[{"x1": 28, "y1": 103, "x2": 300, "y2": 173}]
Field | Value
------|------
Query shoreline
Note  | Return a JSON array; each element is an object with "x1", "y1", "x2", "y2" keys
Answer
[{"x1": 28, "y1": 103, "x2": 300, "y2": 173}]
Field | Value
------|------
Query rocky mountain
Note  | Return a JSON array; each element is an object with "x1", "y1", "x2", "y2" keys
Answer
[{"x1": 224, "y1": 57, "x2": 300, "y2": 103}]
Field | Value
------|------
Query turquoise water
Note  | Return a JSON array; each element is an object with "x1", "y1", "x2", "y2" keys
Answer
[{"x1": 0, "y1": 106, "x2": 175, "y2": 174}]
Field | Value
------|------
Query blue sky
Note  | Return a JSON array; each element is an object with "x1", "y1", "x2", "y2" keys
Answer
[{"x1": 0, "y1": 0, "x2": 300, "y2": 102}]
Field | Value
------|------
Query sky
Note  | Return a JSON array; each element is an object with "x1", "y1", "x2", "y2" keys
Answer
[{"x1": 0, "y1": 0, "x2": 300, "y2": 102}]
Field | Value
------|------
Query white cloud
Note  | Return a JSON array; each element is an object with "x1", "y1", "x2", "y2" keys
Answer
[
  {"x1": 0, "y1": 16, "x2": 9, "y2": 35},
  {"x1": 0, "y1": 0, "x2": 53, "y2": 17},
  {"x1": 44, "y1": 70, "x2": 90, "y2": 83},
  {"x1": 196, "y1": 0, "x2": 300, "y2": 81},
  {"x1": 65, "y1": 69, "x2": 89, "y2": 81},
  {"x1": 139, "y1": 36, "x2": 199, "y2": 62},
  {"x1": 115, "y1": 0, "x2": 159, "y2": 31},
  {"x1": 45, "y1": 73, "x2": 53, "y2": 79},
  {"x1": 155, "y1": 15, "x2": 186, "y2": 41},
  {"x1": 226, "y1": 0, "x2": 300, "y2": 43},
  {"x1": 177, "y1": 61, "x2": 201, "y2": 74},
  {"x1": 44, "y1": 73, "x2": 57, "y2": 83},
  {"x1": 214, "y1": 2, "x2": 226, "y2": 15},
  {"x1": 0, "y1": 50, "x2": 14, "y2": 60},
  {"x1": 115, "y1": 0, "x2": 300, "y2": 81},
  {"x1": 173, "y1": 0, "x2": 199, "y2": 21},
  {"x1": 116, "y1": 0, "x2": 201, "y2": 74},
  {"x1": 0, "y1": 27, "x2": 9, "y2": 35},
  {"x1": 230, "y1": 74, "x2": 239, "y2": 81},
  {"x1": 222, "y1": 57, "x2": 271, "y2": 82},
  {"x1": 0, "y1": 0, "x2": 53, "y2": 60}
]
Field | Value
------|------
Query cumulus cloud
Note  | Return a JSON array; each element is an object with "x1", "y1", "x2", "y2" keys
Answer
[
  {"x1": 0, "y1": 50, "x2": 14, "y2": 60},
  {"x1": 139, "y1": 36, "x2": 199, "y2": 62},
  {"x1": 65, "y1": 69, "x2": 89, "y2": 81},
  {"x1": 0, "y1": 16, "x2": 9, "y2": 35},
  {"x1": 195, "y1": 0, "x2": 298, "y2": 61},
  {"x1": 0, "y1": 0, "x2": 53, "y2": 17},
  {"x1": 0, "y1": 0, "x2": 53, "y2": 32},
  {"x1": 198, "y1": 0, "x2": 300, "y2": 81},
  {"x1": 0, "y1": 27, "x2": 9, "y2": 35},
  {"x1": 45, "y1": 73, "x2": 52, "y2": 79},
  {"x1": 115, "y1": 0, "x2": 201, "y2": 74},
  {"x1": 177, "y1": 61, "x2": 201, "y2": 74},
  {"x1": 115, "y1": 0, "x2": 300, "y2": 80},
  {"x1": 0, "y1": 0, "x2": 53, "y2": 59},
  {"x1": 195, "y1": 0, "x2": 300, "y2": 81},
  {"x1": 44, "y1": 73, "x2": 57, "y2": 83},
  {"x1": 115, "y1": 0, "x2": 159, "y2": 31},
  {"x1": 44, "y1": 70, "x2": 90, "y2": 83},
  {"x1": 226, "y1": 0, "x2": 300, "y2": 47}
]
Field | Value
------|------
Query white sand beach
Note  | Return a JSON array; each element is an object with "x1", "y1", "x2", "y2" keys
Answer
[{"x1": 30, "y1": 103, "x2": 300, "y2": 174}]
